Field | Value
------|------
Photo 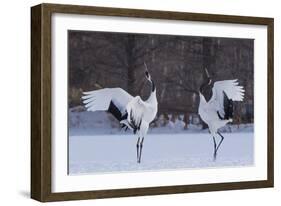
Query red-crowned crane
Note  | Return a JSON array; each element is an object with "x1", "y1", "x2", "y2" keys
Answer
[
  {"x1": 198, "y1": 68, "x2": 245, "y2": 160},
  {"x1": 82, "y1": 63, "x2": 158, "y2": 163}
]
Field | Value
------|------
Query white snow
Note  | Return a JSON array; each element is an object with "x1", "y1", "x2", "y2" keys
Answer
[
  {"x1": 68, "y1": 109, "x2": 254, "y2": 174},
  {"x1": 69, "y1": 133, "x2": 254, "y2": 174}
]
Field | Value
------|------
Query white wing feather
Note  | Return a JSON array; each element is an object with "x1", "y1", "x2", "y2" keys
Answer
[
  {"x1": 126, "y1": 96, "x2": 147, "y2": 127},
  {"x1": 209, "y1": 79, "x2": 245, "y2": 116},
  {"x1": 82, "y1": 88, "x2": 133, "y2": 114}
]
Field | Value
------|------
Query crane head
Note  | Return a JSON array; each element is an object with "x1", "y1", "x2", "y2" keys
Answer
[{"x1": 144, "y1": 62, "x2": 151, "y2": 81}]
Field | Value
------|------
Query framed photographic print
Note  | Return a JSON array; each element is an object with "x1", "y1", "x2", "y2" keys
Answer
[{"x1": 31, "y1": 3, "x2": 274, "y2": 202}]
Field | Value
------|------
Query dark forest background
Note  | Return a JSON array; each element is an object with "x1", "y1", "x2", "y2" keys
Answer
[{"x1": 68, "y1": 30, "x2": 254, "y2": 128}]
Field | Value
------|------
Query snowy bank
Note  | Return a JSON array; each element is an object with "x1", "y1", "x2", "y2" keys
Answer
[{"x1": 69, "y1": 107, "x2": 254, "y2": 136}]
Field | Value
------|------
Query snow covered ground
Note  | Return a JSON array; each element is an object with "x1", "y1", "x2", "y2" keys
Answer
[
  {"x1": 69, "y1": 133, "x2": 254, "y2": 174},
  {"x1": 68, "y1": 109, "x2": 254, "y2": 174}
]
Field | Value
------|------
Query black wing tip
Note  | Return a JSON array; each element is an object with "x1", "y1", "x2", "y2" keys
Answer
[
  {"x1": 108, "y1": 101, "x2": 122, "y2": 121},
  {"x1": 222, "y1": 91, "x2": 234, "y2": 120}
]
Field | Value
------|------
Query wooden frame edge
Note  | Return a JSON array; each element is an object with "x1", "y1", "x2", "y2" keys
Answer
[
  {"x1": 31, "y1": 3, "x2": 53, "y2": 202},
  {"x1": 42, "y1": 3, "x2": 274, "y2": 24},
  {"x1": 43, "y1": 180, "x2": 272, "y2": 202},
  {"x1": 267, "y1": 18, "x2": 274, "y2": 187},
  {"x1": 31, "y1": 4, "x2": 43, "y2": 201}
]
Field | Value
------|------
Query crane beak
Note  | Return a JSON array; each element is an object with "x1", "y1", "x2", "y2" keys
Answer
[
  {"x1": 204, "y1": 68, "x2": 210, "y2": 78},
  {"x1": 144, "y1": 62, "x2": 149, "y2": 72}
]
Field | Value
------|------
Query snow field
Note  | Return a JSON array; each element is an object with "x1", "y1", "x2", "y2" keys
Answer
[{"x1": 69, "y1": 133, "x2": 253, "y2": 174}]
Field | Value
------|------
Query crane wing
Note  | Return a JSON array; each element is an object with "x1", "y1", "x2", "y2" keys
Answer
[
  {"x1": 82, "y1": 88, "x2": 133, "y2": 120},
  {"x1": 209, "y1": 80, "x2": 245, "y2": 118}
]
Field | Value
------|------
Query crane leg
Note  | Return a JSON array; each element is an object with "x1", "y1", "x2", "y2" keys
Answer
[
  {"x1": 136, "y1": 137, "x2": 140, "y2": 163},
  {"x1": 215, "y1": 132, "x2": 225, "y2": 157},
  {"x1": 138, "y1": 137, "x2": 144, "y2": 163},
  {"x1": 212, "y1": 136, "x2": 217, "y2": 161}
]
